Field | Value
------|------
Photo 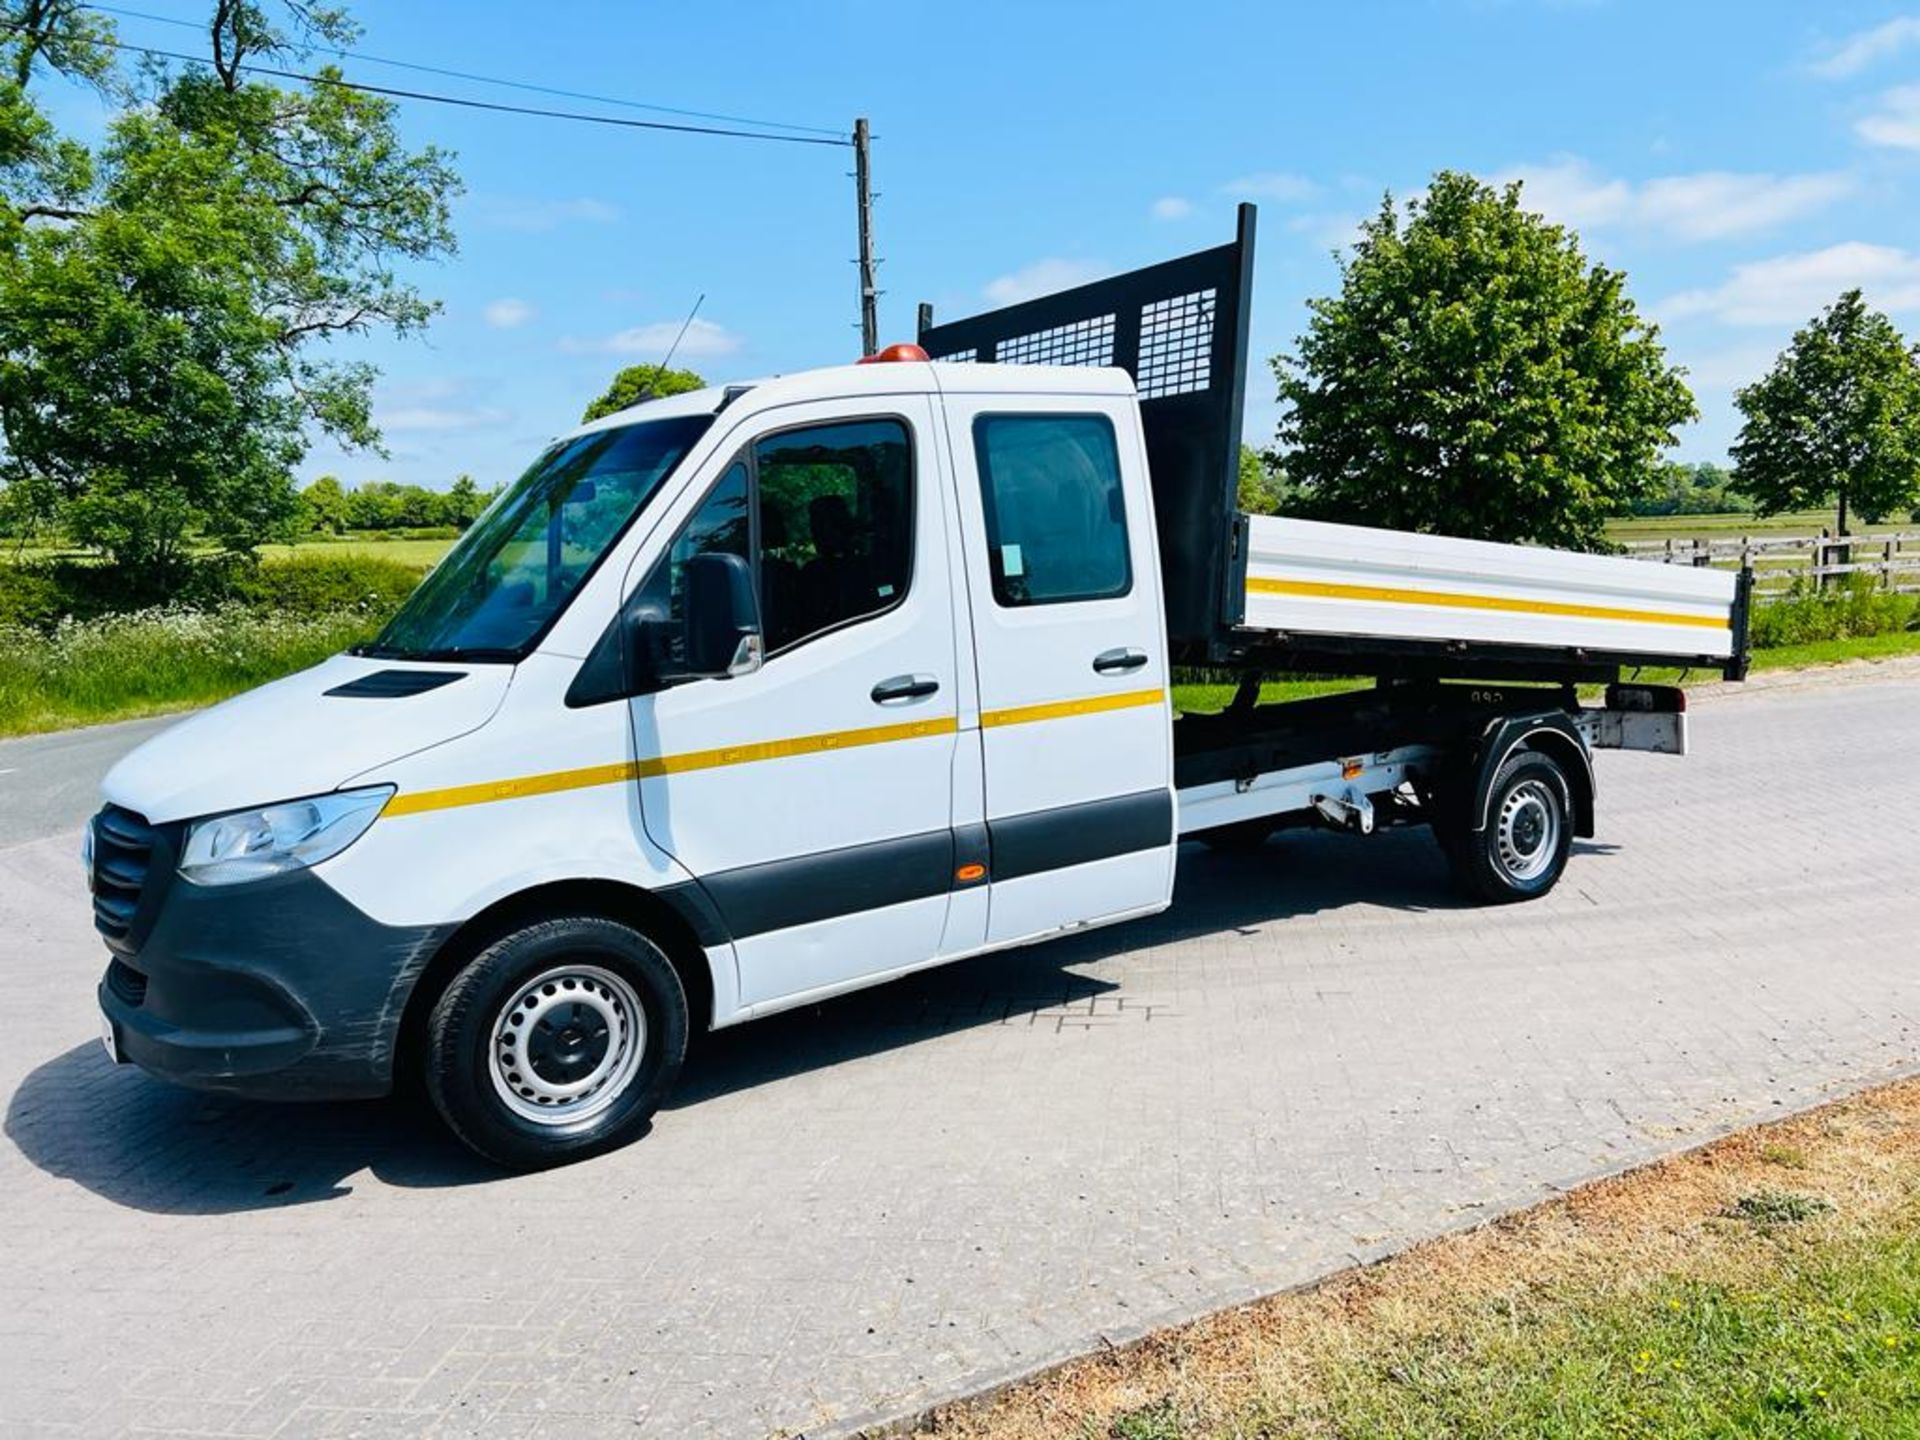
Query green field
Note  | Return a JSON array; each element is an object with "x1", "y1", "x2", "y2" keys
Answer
[
  {"x1": 13, "y1": 510, "x2": 1918, "y2": 579},
  {"x1": 258, "y1": 534, "x2": 454, "y2": 569}
]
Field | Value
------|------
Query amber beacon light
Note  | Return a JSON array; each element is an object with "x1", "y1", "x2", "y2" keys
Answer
[{"x1": 857, "y1": 342, "x2": 930, "y2": 365}]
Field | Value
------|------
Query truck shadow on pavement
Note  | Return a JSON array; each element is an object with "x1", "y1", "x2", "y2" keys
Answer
[{"x1": 5, "y1": 828, "x2": 1512, "y2": 1215}]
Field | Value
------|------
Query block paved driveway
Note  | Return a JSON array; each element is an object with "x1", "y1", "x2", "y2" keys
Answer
[{"x1": 2, "y1": 664, "x2": 1917, "y2": 1439}]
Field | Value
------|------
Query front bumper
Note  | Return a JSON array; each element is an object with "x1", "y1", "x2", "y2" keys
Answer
[{"x1": 94, "y1": 838, "x2": 449, "y2": 1101}]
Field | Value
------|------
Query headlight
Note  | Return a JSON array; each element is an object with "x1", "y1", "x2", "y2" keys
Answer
[
  {"x1": 80, "y1": 816, "x2": 95, "y2": 878},
  {"x1": 179, "y1": 786, "x2": 393, "y2": 887}
]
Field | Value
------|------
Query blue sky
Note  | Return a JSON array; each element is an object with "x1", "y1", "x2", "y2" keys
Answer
[{"x1": 66, "y1": 2, "x2": 1920, "y2": 490}]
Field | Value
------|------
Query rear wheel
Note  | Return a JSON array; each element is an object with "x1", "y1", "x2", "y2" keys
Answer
[
  {"x1": 1444, "y1": 750, "x2": 1574, "y2": 904},
  {"x1": 425, "y1": 916, "x2": 688, "y2": 1169}
]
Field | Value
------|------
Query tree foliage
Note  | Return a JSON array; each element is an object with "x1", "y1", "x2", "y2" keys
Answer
[
  {"x1": 1274, "y1": 171, "x2": 1695, "y2": 551},
  {"x1": 1732, "y1": 289, "x2": 1920, "y2": 535},
  {"x1": 582, "y1": 363, "x2": 706, "y2": 423},
  {"x1": 0, "y1": 1, "x2": 459, "y2": 582},
  {"x1": 1631, "y1": 461, "x2": 1748, "y2": 517},
  {"x1": 297, "y1": 473, "x2": 494, "y2": 533},
  {"x1": 1237, "y1": 444, "x2": 1287, "y2": 515}
]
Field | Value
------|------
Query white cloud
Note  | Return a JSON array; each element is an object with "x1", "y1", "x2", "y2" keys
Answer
[
  {"x1": 1222, "y1": 172, "x2": 1318, "y2": 203},
  {"x1": 1662, "y1": 242, "x2": 1920, "y2": 326},
  {"x1": 1494, "y1": 156, "x2": 1632, "y2": 227},
  {"x1": 482, "y1": 297, "x2": 536, "y2": 329},
  {"x1": 1811, "y1": 16, "x2": 1920, "y2": 79},
  {"x1": 474, "y1": 196, "x2": 621, "y2": 233},
  {"x1": 561, "y1": 316, "x2": 742, "y2": 358},
  {"x1": 1858, "y1": 85, "x2": 1920, "y2": 149},
  {"x1": 1150, "y1": 196, "x2": 1193, "y2": 221},
  {"x1": 1494, "y1": 156, "x2": 1854, "y2": 241},
  {"x1": 1288, "y1": 211, "x2": 1365, "y2": 250},
  {"x1": 982, "y1": 259, "x2": 1106, "y2": 305},
  {"x1": 1676, "y1": 342, "x2": 1783, "y2": 394}
]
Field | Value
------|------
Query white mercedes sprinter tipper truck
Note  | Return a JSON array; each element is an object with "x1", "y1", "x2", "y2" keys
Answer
[{"x1": 90, "y1": 207, "x2": 1749, "y2": 1167}]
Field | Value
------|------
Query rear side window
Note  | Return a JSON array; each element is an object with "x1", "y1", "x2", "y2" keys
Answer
[{"x1": 973, "y1": 414, "x2": 1130, "y2": 607}]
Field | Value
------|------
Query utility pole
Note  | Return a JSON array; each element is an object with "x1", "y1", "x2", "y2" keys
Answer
[{"x1": 853, "y1": 116, "x2": 878, "y2": 354}]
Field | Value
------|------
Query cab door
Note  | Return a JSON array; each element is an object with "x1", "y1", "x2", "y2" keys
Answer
[
  {"x1": 941, "y1": 394, "x2": 1176, "y2": 944},
  {"x1": 628, "y1": 397, "x2": 962, "y2": 1009}
]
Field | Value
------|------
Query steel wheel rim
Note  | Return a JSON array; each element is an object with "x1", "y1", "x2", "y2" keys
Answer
[
  {"x1": 1495, "y1": 779, "x2": 1559, "y2": 883},
  {"x1": 488, "y1": 963, "x2": 647, "y2": 1128}
]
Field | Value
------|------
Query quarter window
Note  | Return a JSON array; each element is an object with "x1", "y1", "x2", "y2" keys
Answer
[
  {"x1": 974, "y1": 414, "x2": 1130, "y2": 607},
  {"x1": 629, "y1": 460, "x2": 750, "y2": 675}
]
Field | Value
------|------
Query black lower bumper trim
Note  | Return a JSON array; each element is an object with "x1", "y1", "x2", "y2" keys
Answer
[{"x1": 98, "y1": 867, "x2": 449, "y2": 1101}]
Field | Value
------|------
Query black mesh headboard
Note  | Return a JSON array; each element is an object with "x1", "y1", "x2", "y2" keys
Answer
[{"x1": 918, "y1": 204, "x2": 1257, "y2": 655}]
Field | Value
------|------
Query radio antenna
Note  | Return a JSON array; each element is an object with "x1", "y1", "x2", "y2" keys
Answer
[{"x1": 653, "y1": 293, "x2": 705, "y2": 384}]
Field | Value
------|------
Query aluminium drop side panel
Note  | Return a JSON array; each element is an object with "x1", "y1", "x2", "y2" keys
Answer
[
  {"x1": 919, "y1": 204, "x2": 1257, "y2": 658},
  {"x1": 1241, "y1": 516, "x2": 1739, "y2": 664}
]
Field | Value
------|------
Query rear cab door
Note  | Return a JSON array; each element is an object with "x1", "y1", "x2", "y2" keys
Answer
[{"x1": 937, "y1": 368, "x2": 1176, "y2": 944}]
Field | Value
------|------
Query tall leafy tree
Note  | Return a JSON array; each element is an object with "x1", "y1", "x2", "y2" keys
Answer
[
  {"x1": 582, "y1": 363, "x2": 706, "y2": 423},
  {"x1": 1732, "y1": 289, "x2": 1920, "y2": 535},
  {"x1": 1275, "y1": 171, "x2": 1695, "y2": 551},
  {"x1": 0, "y1": 2, "x2": 459, "y2": 583}
]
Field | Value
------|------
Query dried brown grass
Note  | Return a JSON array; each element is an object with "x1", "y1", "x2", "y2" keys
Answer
[{"x1": 895, "y1": 1077, "x2": 1920, "y2": 1439}]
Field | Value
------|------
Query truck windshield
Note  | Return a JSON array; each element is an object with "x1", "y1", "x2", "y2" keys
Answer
[{"x1": 359, "y1": 413, "x2": 714, "y2": 662}]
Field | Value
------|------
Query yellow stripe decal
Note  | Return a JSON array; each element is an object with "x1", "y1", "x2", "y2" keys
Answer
[
  {"x1": 384, "y1": 686, "x2": 1170, "y2": 819},
  {"x1": 382, "y1": 715, "x2": 959, "y2": 818},
  {"x1": 981, "y1": 686, "x2": 1167, "y2": 729},
  {"x1": 1246, "y1": 577, "x2": 1729, "y2": 631}
]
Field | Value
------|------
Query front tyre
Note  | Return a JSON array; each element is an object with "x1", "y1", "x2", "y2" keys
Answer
[
  {"x1": 1445, "y1": 751, "x2": 1574, "y2": 905},
  {"x1": 425, "y1": 916, "x2": 688, "y2": 1169}
]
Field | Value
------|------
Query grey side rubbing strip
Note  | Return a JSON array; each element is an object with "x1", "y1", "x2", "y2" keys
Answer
[
  {"x1": 988, "y1": 789, "x2": 1174, "y2": 882},
  {"x1": 701, "y1": 829, "x2": 954, "y2": 940},
  {"x1": 674, "y1": 794, "x2": 1172, "y2": 945}
]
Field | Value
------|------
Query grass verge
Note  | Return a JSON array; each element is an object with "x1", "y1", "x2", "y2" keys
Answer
[
  {"x1": 0, "y1": 607, "x2": 382, "y2": 736},
  {"x1": 899, "y1": 1078, "x2": 1920, "y2": 1439}
]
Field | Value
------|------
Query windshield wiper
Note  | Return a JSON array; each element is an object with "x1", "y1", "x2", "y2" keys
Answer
[
  {"x1": 417, "y1": 646, "x2": 521, "y2": 663},
  {"x1": 349, "y1": 643, "x2": 519, "y2": 664}
]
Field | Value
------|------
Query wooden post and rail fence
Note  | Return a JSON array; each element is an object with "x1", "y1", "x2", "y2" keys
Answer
[{"x1": 1621, "y1": 530, "x2": 1920, "y2": 600}]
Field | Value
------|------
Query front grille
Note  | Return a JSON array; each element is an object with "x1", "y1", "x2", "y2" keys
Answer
[
  {"x1": 91, "y1": 805, "x2": 160, "y2": 956},
  {"x1": 105, "y1": 957, "x2": 148, "y2": 1007}
]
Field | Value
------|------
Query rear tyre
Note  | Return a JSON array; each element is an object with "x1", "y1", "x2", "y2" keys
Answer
[
  {"x1": 1444, "y1": 750, "x2": 1574, "y2": 905},
  {"x1": 425, "y1": 916, "x2": 688, "y2": 1170}
]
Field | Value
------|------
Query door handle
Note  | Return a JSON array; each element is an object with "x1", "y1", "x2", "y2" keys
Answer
[
  {"x1": 1092, "y1": 647, "x2": 1149, "y2": 675},
  {"x1": 871, "y1": 673, "x2": 940, "y2": 704}
]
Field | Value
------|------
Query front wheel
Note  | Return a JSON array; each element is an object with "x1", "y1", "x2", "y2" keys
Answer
[
  {"x1": 1442, "y1": 750, "x2": 1574, "y2": 904},
  {"x1": 424, "y1": 916, "x2": 688, "y2": 1169}
]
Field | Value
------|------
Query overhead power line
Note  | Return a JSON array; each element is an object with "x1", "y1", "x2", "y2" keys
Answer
[
  {"x1": 2, "y1": 19, "x2": 851, "y2": 147},
  {"x1": 84, "y1": 3, "x2": 847, "y2": 139}
]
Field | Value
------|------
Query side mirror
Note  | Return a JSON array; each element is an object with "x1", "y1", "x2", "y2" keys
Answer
[{"x1": 681, "y1": 551, "x2": 763, "y2": 679}]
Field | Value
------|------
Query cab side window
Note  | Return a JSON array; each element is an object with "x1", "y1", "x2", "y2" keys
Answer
[
  {"x1": 754, "y1": 418, "x2": 913, "y2": 654},
  {"x1": 973, "y1": 414, "x2": 1130, "y2": 607}
]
